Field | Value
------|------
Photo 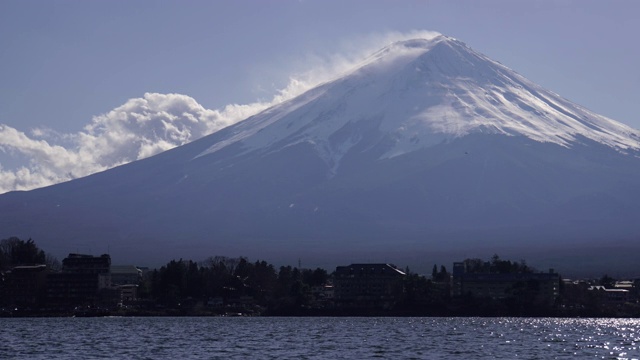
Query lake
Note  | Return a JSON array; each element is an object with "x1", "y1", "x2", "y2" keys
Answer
[{"x1": 1, "y1": 317, "x2": 639, "y2": 359}]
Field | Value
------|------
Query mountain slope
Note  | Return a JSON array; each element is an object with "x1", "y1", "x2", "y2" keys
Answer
[{"x1": 1, "y1": 35, "x2": 639, "y2": 274}]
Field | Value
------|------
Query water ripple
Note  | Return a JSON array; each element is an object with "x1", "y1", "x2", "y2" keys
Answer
[{"x1": 2, "y1": 317, "x2": 640, "y2": 359}]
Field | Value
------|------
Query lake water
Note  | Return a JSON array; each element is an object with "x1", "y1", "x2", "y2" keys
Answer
[{"x1": 1, "y1": 317, "x2": 639, "y2": 359}]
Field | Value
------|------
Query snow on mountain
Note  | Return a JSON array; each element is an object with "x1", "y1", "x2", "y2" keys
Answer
[
  {"x1": 197, "y1": 35, "x2": 640, "y2": 171},
  {"x1": 1, "y1": 35, "x2": 639, "y2": 274}
]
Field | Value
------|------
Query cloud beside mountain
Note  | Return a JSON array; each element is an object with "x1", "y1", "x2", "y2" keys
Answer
[
  {"x1": 0, "y1": 89, "x2": 302, "y2": 194},
  {"x1": 0, "y1": 93, "x2": 253, "y2": 193},
  {"x1": 0, "y1": 30, "x2": 443, "y2": 194}
]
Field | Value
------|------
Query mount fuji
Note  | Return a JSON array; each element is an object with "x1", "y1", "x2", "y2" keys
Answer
[{"x1": 2, "y1": 35, "x2": 640, "y2": 274}]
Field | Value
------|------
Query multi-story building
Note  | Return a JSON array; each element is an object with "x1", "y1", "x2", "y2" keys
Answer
[
  {"x1": 452, "y1": 261, "x2": 560, "y2": 306},
  {"x1": 5, "y1": 264, "x2": 47, "y2": 308},
  {"x1": 333, "y1": 263, "x2": 406, "y2": 309},
  {"x1": 46, "y1": 254, "x2": 111, "y2": 308}
]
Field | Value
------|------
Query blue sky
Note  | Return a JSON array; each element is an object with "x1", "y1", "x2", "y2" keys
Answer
[{"x1": 0, "y1": 0, "x2": 638, "y2": 192}]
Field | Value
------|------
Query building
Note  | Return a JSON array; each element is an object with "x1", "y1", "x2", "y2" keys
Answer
[
  {"x1": 614, "y1": 280, "x2": 638, "y2": 302},
  {"x1": 111, "y1": 265, "x2": 142, "y2": 285},
  {"x1": 118, "y1": 284, "x2": 138, "y2": 304},
  {"x1": 588, "y1": 286, "x2": 630, "y2": 304},
  {"x1": 333, "y1": 263, "x2": 405, "y2": 309},
  {"x1": 46, "y1": 254, "x2": 111, "y2": 308},
  {"x1": 452, "y1": 262, "x2": 560, "y2": 306},
  {"x1": 5, "y1": 265, "x2": 48, "y2": 309}
]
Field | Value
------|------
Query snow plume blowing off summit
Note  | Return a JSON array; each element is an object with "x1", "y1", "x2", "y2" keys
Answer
[{"x1": 1, "y1": 33, "x2": 640, "y2": 275}]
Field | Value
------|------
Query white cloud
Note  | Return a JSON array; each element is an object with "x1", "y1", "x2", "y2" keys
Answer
[
  {"x1": 0, "y1": 30, "x2": 440, "y2": 194},
  {"x1": 0, "y1": 93, "x2": 268, "y2": 193}
]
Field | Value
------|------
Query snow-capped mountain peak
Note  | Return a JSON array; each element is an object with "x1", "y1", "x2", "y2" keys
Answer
[
  {"x1": 197, "y1": 36, "x2": 640, "y2": 169},
  {"x1": 3, "y1": 34, "x2": 640, "y2": 274}
]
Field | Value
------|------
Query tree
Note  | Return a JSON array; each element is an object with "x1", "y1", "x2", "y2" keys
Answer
[
  {"x1": 305, "y1": 268, "x2": 328, "y2": 287},
  {"x1": 248, "y1": 260, "x2": 277, "y2": 301},
  {"x1": 0, "y1": 237, "x2": 48, "y2": 270},
  {"x1": 440, "y1": 265, "x2": 447, "y2": 275},
  {"x1": 433, "y1": 265, "x2": 449, "y2": 282},
  {"x1": 463, "y1": 258, "x2": 485, "y2": 273},
  {"x1": 45, "y1": 253, "x2": 61, "y2": 271}
]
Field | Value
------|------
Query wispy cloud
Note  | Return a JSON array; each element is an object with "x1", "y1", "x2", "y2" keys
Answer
[{"x1": 0, "y1": 30, "x2": 440, "y2": 194}]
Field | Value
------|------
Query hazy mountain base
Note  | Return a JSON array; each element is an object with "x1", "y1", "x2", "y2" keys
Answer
[{"x1": 1, "y1": 134, "x2": 638, "y2": 276}]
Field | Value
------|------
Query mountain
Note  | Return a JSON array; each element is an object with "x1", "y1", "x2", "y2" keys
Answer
[{"x1": 2, "y1": 35, "x2": 640, "y2": 275}]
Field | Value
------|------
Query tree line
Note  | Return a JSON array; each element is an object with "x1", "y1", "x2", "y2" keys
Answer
[
  {"x1": 0, "y1": 237, "x2": 59, "y2": 271},
  {"x1": 144, "y1": 256, "x2": 328, "y2": 314}
]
